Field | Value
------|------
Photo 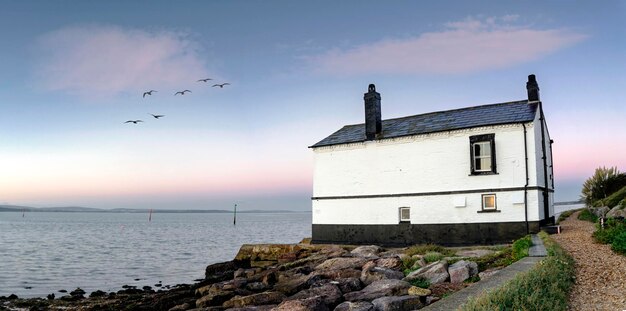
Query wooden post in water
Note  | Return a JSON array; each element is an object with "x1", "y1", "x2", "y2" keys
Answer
[
  {"x1": 233, "y1": 204, "x2": 237, "y2": 226},
  {"x1": 149, "y1": 209, "x2": 153, "y2": 222}
]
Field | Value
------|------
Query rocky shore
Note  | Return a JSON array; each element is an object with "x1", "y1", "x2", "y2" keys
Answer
[{"x1": 1, "y1": 240, "x2": 505, "y2": 311}]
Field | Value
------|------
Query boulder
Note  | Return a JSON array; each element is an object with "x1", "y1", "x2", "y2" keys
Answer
[
  {"x1": 343, "y1": 279, "x2": 412, "y2": 302},
  {"x1": 247, "y1": 282, "x2": 267, "y2": 292},
  {"x1": 403, "y1": 261, "x2": 449, "y2": 285},
  {"x1": 350, "y1": 246, "x2": 382, "y2": 258},
  {"x1": 223, "y1": 291, "x2": 286, "y2": 308},
  {"x1": 333, "y1": 278, "x2": 362, "y2": 294},
  {"x1": 333, "y1": 301, "x2": 374, "y2": 311},
  {"x1": 314, "y1": 268, "x2": 361, "y2": 280},
  {"x1": 315, "y1": 258, "x2": 368, "y2": 271},
  {"x1": 360, "y1": 262, "x2": 404, "y2": 286},
  {"x1": 273, "y1": 296, "x2": 329, "y2": 311},
  {"x1": 274, "y1": 273, "x2": 320, "y2": 295},
  {"x1": 196, "y1": 290, "x2": 235, "y2": 307},
  {"x1": 607, "y1": 205, "x2": 626, "y2": 218},
  {"x1": 590, "y1": 206, "x2": 610, "y2": 218},
  {"x1": 448, "y1": 260, "x2": 478, "y2": 283},
  {"x1": 318, "y1": 246, "x2": 349, "y2": 258},
  {"x1": 225, "y1": 306, "x2": 277, "y2": 311},
  {"x1": 235, "y1": 244, "x2": 299, "y2": 262},
  {"x1": 374, "y1": 257, "x2": 403, "y2": 270},
  {"x1": 206, "y1": 261, "x2": 238, "y2": 281},
  {"x1": 371, "y1": 295, "x2": 423, "y2": 311},
  {"x1": 288, "y1": 283, "x2": 343, "y2": 307},
  {"x1": 407, "y1": 286, "x2": 431, "y2": 297}
]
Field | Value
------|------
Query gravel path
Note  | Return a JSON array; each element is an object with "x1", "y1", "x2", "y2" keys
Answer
[{"x1": 552, "y1": 212, "x2": 626, "y2": 311}]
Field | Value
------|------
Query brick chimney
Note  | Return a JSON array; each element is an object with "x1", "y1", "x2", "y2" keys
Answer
[
  {"x1": 364, "y1": 84, "x2": 382, "y2": 140},
  {"x1": 526, "y1": 74, "x2": 540, "y2": 102}
]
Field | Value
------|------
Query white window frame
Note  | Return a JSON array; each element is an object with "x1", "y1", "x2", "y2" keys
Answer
[
  {"x1": 399, "y1": 207, "x2": 411, "y2": 223},
  {"x1": 473, "y1": 141, "x2": 492, "y2": 172},
  {"x1": 481, "y1": 194, "x2": 497, "y2": 211}
]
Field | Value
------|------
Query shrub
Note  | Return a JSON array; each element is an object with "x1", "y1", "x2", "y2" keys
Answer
[
  {"x1": 611, "y1": 232, "x2": 626, "y2": 255},
  {"x1": 461, "y1": 232, "x2": 575, "y2": 311},
  {"x1": 405, "y1": 244, "x2": 455, "y2": 257},
  {"x1": 578, "y1": 209, "x2": 598, "y2": 222},
  {"x1": 557, "y1": 208, "x2": 584, "y2": 224},
  {"x1": 401, "y1": 256, "x2": 418, "y2": 274},
  {"x1": 603, "y1": 185, "x2": 626, "y2": 208},
  {"x1": 581, "y1": 167, "x2": 626, "y2": 206},
  {"x1": 423, "y1": 252, "x2": 444, "y2": 263},
  {"x1": 511, "y1": 235, "x2": 532, "y2": 260},
  {"x1": 409, "y1": 277, "x2": 430, "y2": 289},
  {"x1": 593, "y1": 218, "x2": 626, "y2": 244}
]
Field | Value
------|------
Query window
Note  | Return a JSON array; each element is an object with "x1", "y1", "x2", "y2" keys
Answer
[
  {"x1": 399, "y1": 207, "x2": 410, "y2": 223},
  {"x1": 470, "y1": 134, "x2": 496, "y2": 174},
  {"x1": 482, "y1": 194, "x2": 497, "y2": 211}
]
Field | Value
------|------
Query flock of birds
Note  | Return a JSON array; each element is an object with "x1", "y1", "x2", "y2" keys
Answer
[{"x1": 124, "y1": 78, "x2": 230, "y2": 124}]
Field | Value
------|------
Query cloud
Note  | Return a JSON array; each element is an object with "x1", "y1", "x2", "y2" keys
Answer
[
  {"x1": 310, "y1": 16, "x2": 587, "y2": 75},
  {"x1": 35, "y1": 25, "x2": 210, "y2": 97}
]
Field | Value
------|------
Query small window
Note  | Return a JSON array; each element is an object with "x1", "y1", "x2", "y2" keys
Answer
[
  {"x1": 399, "y1": 207, "x2": 410, "y2": 223},
  {"x1": 482, "y1": 194, "x2": 497, "y2": 211},
  {"x1": 470, "y1": 134, "x2": 497, "y2": 175}
]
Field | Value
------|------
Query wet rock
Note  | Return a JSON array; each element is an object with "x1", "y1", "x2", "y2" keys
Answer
[
  {"x1": 448, "y1": 260, "x2": 478, "y2": 283},
  {"x1": 8, "y1": 294, "x2": 18, "y2": 300},
  {"x1": 205, "y1": 261, "x2": 238, "y2": 281},
  {"x1": 333, "y1": 301, "x2": 374, "y2": 311},
  {"x1": 143, "y1": 286, "x2": 153, "y2": 291},
  {"x1": 371, "y1": 295, "x2": 423, "y2": 311},
  {"x1": 274, "y1": 296, "x2": 329, "y2": 311},
  {"x1": 47, "y1": 293, "x2": 55, "y2": 300},
  {"x1": 89, "y1": 290, "x2": 107, "y2": 298},
  {"x1": 315, "y1": 257, "x2": 368, "y2": 271},
  {"x1": 360, "y1": 262, "x2": 404, "y2": 286},
  {"x1": 288, "y1": 283, "x2": 343, "y2": 307},
  {"x1": 58, "y1": 289, "x2": 68, "y2": 293},
  {"x1": 343, "y1": 279, "x2": 412, "y2": 302},
  {"x1": 403, "y1": 260, "x2": 449, "y2": 285},
  {"x1": 222, "y1": 291, "x2": 286, "y2": 308},
  {"x1": 374, "y1": 257, "x2": 403, "y2": 270},
  {"x1": 350, "y1": 246, "x2": 382, "y2": 258}
]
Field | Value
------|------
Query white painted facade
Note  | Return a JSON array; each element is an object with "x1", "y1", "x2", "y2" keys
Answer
[{"x1": 312, "y1": 115, "x2": 554, "y2": 226}]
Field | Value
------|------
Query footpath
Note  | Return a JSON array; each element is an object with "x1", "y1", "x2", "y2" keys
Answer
[
  {"x1": 422, "y1": 234, "x2": 547, "y2": 311},
  {"x1": 551, "y1": 211, "x2": 626, "y2": 310}
]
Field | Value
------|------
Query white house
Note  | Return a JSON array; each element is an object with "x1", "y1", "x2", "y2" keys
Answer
[{"x1": 310, "y1": 75, "x2": 554, "y2": 245}]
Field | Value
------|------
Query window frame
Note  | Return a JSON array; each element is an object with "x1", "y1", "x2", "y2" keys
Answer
[
  {"x1": 469, "y1": 134, "x2": 497, "y2": 175},
  {"x1": 399, "y1": 207, "x2": 411, "y2": 223},
  {"x1": 480, "y1": 194, "x2": 498, "y2": 212}
]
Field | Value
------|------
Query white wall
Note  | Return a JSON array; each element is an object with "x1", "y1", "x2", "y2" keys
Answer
[{"x1": 311, "y1": 121, "x2": 549, "y2": 225}]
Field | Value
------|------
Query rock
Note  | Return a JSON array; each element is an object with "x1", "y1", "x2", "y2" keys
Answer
[
  {"x1": 318, "y1": 246, "x2": 349, "y2": 258},
  {"x1": 247, "y1": 282, "x2": 267, "y2": 292},
  {"x1": 314, "y1": 269, "x2": 361, "y2": 280},
  {"x1": 333, "y1": 301, "x2": 374, "y2": 311},
  {"x1": 607, "y1": 205, "x2": 626, "y2": 218},
  {"x1": 89, "y1": 290, "x2": 106, "y2": 298},
  {"x1": 455, "y1": 249, "x2": 496, "y2": 258},
  {"x1": 343, "y1": 279, "x2": 412, "y2": 302},
  {"x1": 315, "y1": 258, "x2": 368, "y2": 271},
  {"x1": 371, "y1": 295, "x2": 423, "y2": 311},
  {"x1": 274, "y1": 273, "x2": 320, "y2": 295},
  {"x1": 350, "y1": 246, "x2": 382, "y2": 258},
  {"x1": 206, "y1": 261, "x2": 238, "y2": 281},
  {"x1": 403, "y1": 261, "x2": 449, "y2": 285},
  {"x1": 278, "y1": 252, "x2": 298, "y2": 264},
  {"x1": 360, "y1": 262, "x2": 404, "y2": 286},
  {"x1": 288, "y1": 283, "x2": 343, "y2": 307},
  {"x1": 407, "y1": 286, "x2": 431, "y2": 297},
  {"x1": 70, "y1": 287, "x2": 86, "y2": 297},
  {"x1": 223, "y1": 291, "x2": 286, "y2": 308},
  {"x1": 168, "y1": 302, "x2": 193, "y2": 311},
  {"x1": 425, "y1": 296, "x2": 440, "y2": 305},
  {"x1": 273, "y1": 296, "x2": 329, "y2": 311},
  {"x1": 590, "y1": 206, "x2": 610, "y2": 218},
  {"x1": 196, "y1": 290, "x2": 235, "y2": 307},
  {"x1": 333, "y1": 278, "x2": 362, "y2": 294},
  {"x1": 226, "y1": 306, "x2": 277, "y2": 311},
  {"x1": 374, "y1": 257, "x2": 403, "y2": 270},
  {"x1": 448, "y1": 260, "x2": 477, "y2": 283},
  {"x1": 47, "y1": 293, "x2": 55, "y2": 300},
  {"x1": 478, "y1": 268, "x2": 501, "y2": 280},
  {"x1": 235, "y1": 244, "x2": 300, "y2": 263}
]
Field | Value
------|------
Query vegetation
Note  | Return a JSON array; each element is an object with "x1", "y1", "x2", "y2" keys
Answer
[
  {"x1": 581, "y1": 166, "x2": 626, "y2": 206},
  {"x1": 602, "y1": 185, "x2": 626, "y2": 209},
  {"x1": 611, "y1": 232, "x2": 626, "y2": 255},
  {"x1": 577, "y1": 209, "x2": 598, "y2": 222},
  {"x1": 405, "y1": 244, "x2": 456, "y2": 257},
  {"x1": 409, "y1": 277, "x2": 430, "y2": 289},
  {"x1": 423, "y1": 251, "x2": 444, "y2": 263},
  {"x1": 557, "y1": 208, "x2": 584, "y2": 224},
  {"x1": 461, "y1": 232, "x2": 575, "y2": 311}
]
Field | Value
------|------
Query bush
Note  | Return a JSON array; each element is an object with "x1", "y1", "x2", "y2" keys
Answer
[
  {"x1": 405, "y1": 244, "x2": 455, "y2": 257},
  {"x1": 461, "y1": 232, "x2": 575, "y2": 311},
  {"x1": 511, "y1": 235, "x2": 532, "y2": 260},
  {"x1": 593, "y1": 218, "x2": 626, "y2": 244},
  {"x1": 581, "y1": 167, "x2": 626, "y2": 206},
  {"x1": 602, "y1": 185, "x2": 626, "y2": 208},
  {"x1": 578, "y1": 209, "x2": 598, "y2": 222},
  {"x1": 409, "y1": 277, "x2": 430, "y2": 289},
  {"x1": 611, "y1": 232, "x2": 626, "y2": 255},
  {"x1": 423, "y1": 252, "x2": 444, "y2": 263}
]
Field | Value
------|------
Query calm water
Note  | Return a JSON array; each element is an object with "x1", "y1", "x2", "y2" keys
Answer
[{"x1": 0, "y1": 211, "x2": 311, "y2": 298}]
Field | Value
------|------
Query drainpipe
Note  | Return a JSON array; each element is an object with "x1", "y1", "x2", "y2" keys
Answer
[
  {"x1": 539, "y1": 104, "x2": 550, "y2": 224},
  {"x1": 523, "y1": 123, "x2": 529, "y2": 234}
]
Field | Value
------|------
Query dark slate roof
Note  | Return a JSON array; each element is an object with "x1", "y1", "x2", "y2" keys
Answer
[{"x1": 311, "y1": 100, "x2": 538, "y2": 148}]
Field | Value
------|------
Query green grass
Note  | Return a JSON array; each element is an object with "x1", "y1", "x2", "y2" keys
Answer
[
  {"x1": 611, "y1": 231, "x2": 626, "y2": 255},
  {"x1": 408, "y1": 277, "x2": 430, "y2": 289},
  {"x1": 557, "y1": 208, "x2": 584, "y2": 224},
  {"x1": 602, "y1": 185, "x2": 626, "y2": 209},
  {"x1": 511, "y1": 235, "x2": 532, "y2": 260},
  {"x1": 405, "y1": 244, "x2": 456, "y2": 257},
  {"x1": 577, "y1": 209, "x2": 598, "y2": 222},
  {"x1": 460, "y1": 232, "x2": 575, "y2": 311},
  {"x1": 423, "y1": 251, "x2": 444, "y2": 263}
]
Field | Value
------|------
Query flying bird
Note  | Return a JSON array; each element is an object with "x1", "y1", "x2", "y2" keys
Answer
[
  {"x1": 143, "y1": 90, "x2": 157, "y2": 98},
  {"x1": 124, "y1": 120, "x2": 143, "y2": 124},
  {"x1": 149, "y1": 114, "x2": 165, "y2": 119},
  {"x1": 197, "y1": 78, "x2": 213, "y2": 82},
  {"x1": 212, "y1": 83, "x2": 230, "y2": 88},
  {"x1": 175, "y1": 90, "x2": 191, "y2": 95}
]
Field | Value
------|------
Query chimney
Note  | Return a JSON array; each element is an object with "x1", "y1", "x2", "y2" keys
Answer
[
  {"x1": 364, "y1": 84, "x2": 382, "y2": 140},
  {"x1": 526, "y1": 74, "x2": 540, "y2": 102}
]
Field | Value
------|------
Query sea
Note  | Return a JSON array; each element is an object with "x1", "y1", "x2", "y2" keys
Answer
[{"x1": 0, "y1": 211, "x2": 312, "y2": 298}]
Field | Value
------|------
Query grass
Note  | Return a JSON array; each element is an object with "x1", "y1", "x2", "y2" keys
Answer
[
  {"x1": 577, "y1": 209, "x2": 598, "y2": 222},
  {"x1": 602, "y1": 185, "x2": 626, "y2": 208},
  {"x1": 460, "y1": 232, "x2": 575, "y2": 311},
  {"x1": 405, "y1": 244, "x2": 456, "y2": 257},
  {"x1": 408, "y1": 277, "x2": 430, "y2": 289},
  {"x1": 423, "y1": 251, "x2": 445, "y2": 263},
  {"x1": 557, "y1": 208, "x2": 584, "y2": 224},
  {"x1": 592, "y1": 218, "x2": 626, "y2": 256}
]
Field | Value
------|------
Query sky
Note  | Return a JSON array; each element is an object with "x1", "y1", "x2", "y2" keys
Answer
[{"x1": 0, "y1": 1, "x2": 624, "y2": 210}]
